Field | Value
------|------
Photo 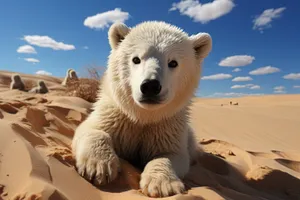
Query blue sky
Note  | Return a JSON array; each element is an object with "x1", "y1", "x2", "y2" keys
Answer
[{"x1": 1, "y1": 0, "x2": 300, "y2": 97}]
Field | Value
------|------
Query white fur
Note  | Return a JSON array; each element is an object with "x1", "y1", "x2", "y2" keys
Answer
[{"x1": 72, "y1": 21, "x2": 212, "y2": 197}]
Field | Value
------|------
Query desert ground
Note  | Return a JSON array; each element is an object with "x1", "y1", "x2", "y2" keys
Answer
[{"x1": 0, "y1": 70, "x2": 300, "y2": 200}]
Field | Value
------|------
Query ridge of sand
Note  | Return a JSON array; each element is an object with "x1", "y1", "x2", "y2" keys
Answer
[{"x1": 1, "y1": 71, "x2": 300, "y2": 200}]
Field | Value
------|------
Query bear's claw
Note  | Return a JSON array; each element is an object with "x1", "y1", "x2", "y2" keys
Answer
[
  {"x1": 140, "y1": 173, "x2": 185, "y2": 197},
  {"x1": 76, "y1": 153, "x2": 120, "y2": 186}
]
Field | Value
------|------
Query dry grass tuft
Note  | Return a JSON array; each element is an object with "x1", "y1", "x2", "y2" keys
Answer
[
  {"x1": 64, "y1": 65, "x2": 103, "y2": 103},
  {"x1": 85, "y1": 65, "x2": 103, "y2": 80},
  {"x1": 65, "y1": 78, "x2": 100, "y2": 103}
]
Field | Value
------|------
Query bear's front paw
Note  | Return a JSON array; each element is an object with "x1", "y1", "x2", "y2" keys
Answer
[
  {"x1": 76, "y1": 152, "x2": 120, "y2": 186},
  {"x1": 140, "y1": 172, "x2": 185, "y2": 197}
]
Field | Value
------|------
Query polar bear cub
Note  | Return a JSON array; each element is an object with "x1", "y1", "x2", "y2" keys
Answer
[{"x1": 72, "y1": 21, "x2": 212, "y2": 197}]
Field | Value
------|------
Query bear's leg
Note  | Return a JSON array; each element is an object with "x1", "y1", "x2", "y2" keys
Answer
[
  {"x1": 139, "y1": 152, "x2": 189, "y2": 197},
  {"x1": 72, "y1": 128, "x2": 120, "y2": 186}
]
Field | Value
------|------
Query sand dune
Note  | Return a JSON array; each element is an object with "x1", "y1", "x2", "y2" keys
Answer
[{"x1": 1, "y1": 71, "x2": 300, "y2": 200}]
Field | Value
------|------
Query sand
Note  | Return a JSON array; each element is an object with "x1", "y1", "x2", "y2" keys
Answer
[{"x1": 0, "y1": 70, "x2": 300, "y2": 200}]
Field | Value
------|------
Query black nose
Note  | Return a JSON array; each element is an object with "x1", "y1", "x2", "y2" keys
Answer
[{"x1": 140, "y1": 79, "x2": 162, "y2": 96}]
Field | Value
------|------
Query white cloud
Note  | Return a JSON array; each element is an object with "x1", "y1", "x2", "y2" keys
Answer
[
  {"x1": 250, "y1": 85, "x2": 261, "y2": 90},
  {"x1": 213, "y1": 92, "x2": 245, "y2": 97},
  {"x1": 293, "y1": 86, "x2": 300, "y2": 89},
  {"x1": 211, "y1": 92, "x2": 264, "y2": 97},
  {"x1": 253, "y1": 7, "x2": 286, "y2": 32},
  {"x1": 232, "y1": 76, "x2": 253, "y2": 82},
  {"x1": 201, "y1": 73, "x2": 232, "y2": 80},
  {"x1": 23, "y1": 35, "x2": 75, "y2": 50},
  {"x1": 249, "y1": 66, "x2": 280, "y2": 75},
  {"x1": 84, "y1": 8, "x2": 129, "y2": 29},
  {"x1": 274, "y1": 86, "x2": 285, "y2": 90},
  {"x1": 274, "y1": 90, "x2": 286, "y2": 94},
  {"x1": 283, "y1": 73, "x2": 300, "y2": 80},
  {"x1": 83, "y1": 46, "x2": 89, "y2": 49},
  {"x1": 36, "y1": 70, "x2": 52, "y2": 76},
  {"x1": 274, "y1": 86, "x2": 286, "y2": 93},
  {"x1": 219, "y1": 55, "x2": 255, "y2": 67},
  {"x1": 24, "y1": 58, "x2": 39, "y2": 63},
  {"x1": 232, "y1": 68, "x2": 241, "y2": 72},
  {"x1": 169, "y1": 0, "x2": 235, "y2": 24},
  {"x1": 17, "y1": 45, "x2": 37, "y2": 54},
  {"x1": 231, "y1": 85, "x2": 247, "y2": 89},
  {"x1": 231, "y1": 84, "x2": 260, "y2": 90}
]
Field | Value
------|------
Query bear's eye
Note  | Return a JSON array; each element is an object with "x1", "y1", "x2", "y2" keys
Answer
[
  {"x1": 168, "y1": 60, "x2": 178, "y2": 68},
  {"x1": 132, "y1": 57, "x2": 141, "y2": 64}
]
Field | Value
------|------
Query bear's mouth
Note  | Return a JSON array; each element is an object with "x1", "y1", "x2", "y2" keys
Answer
[{"x1": 139, "y1": 97, "x2": 162, "y2": 105}]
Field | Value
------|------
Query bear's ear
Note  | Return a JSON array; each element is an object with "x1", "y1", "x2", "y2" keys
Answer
[
  {"x1": 189, "y1": 33, "x2": 212, "y2": 60},
  {"x1": 108, "y1": 22, "x2": 131, "y2": 50}
]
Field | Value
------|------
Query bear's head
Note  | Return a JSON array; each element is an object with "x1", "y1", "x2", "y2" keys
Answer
[{"x1": 106, "y1": 21, "x2": 212, "y2": 124}]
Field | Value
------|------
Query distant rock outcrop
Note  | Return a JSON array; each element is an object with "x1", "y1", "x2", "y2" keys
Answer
[
  {"x1": 10, "y1": 74, "x2": 25, "y2": 91},
  {"x1": 62, "y1": 69, "x2": 78, "y2": 86},
  {"x1": 29, "y1": 80, "x2": 49, "y2": 94}
]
